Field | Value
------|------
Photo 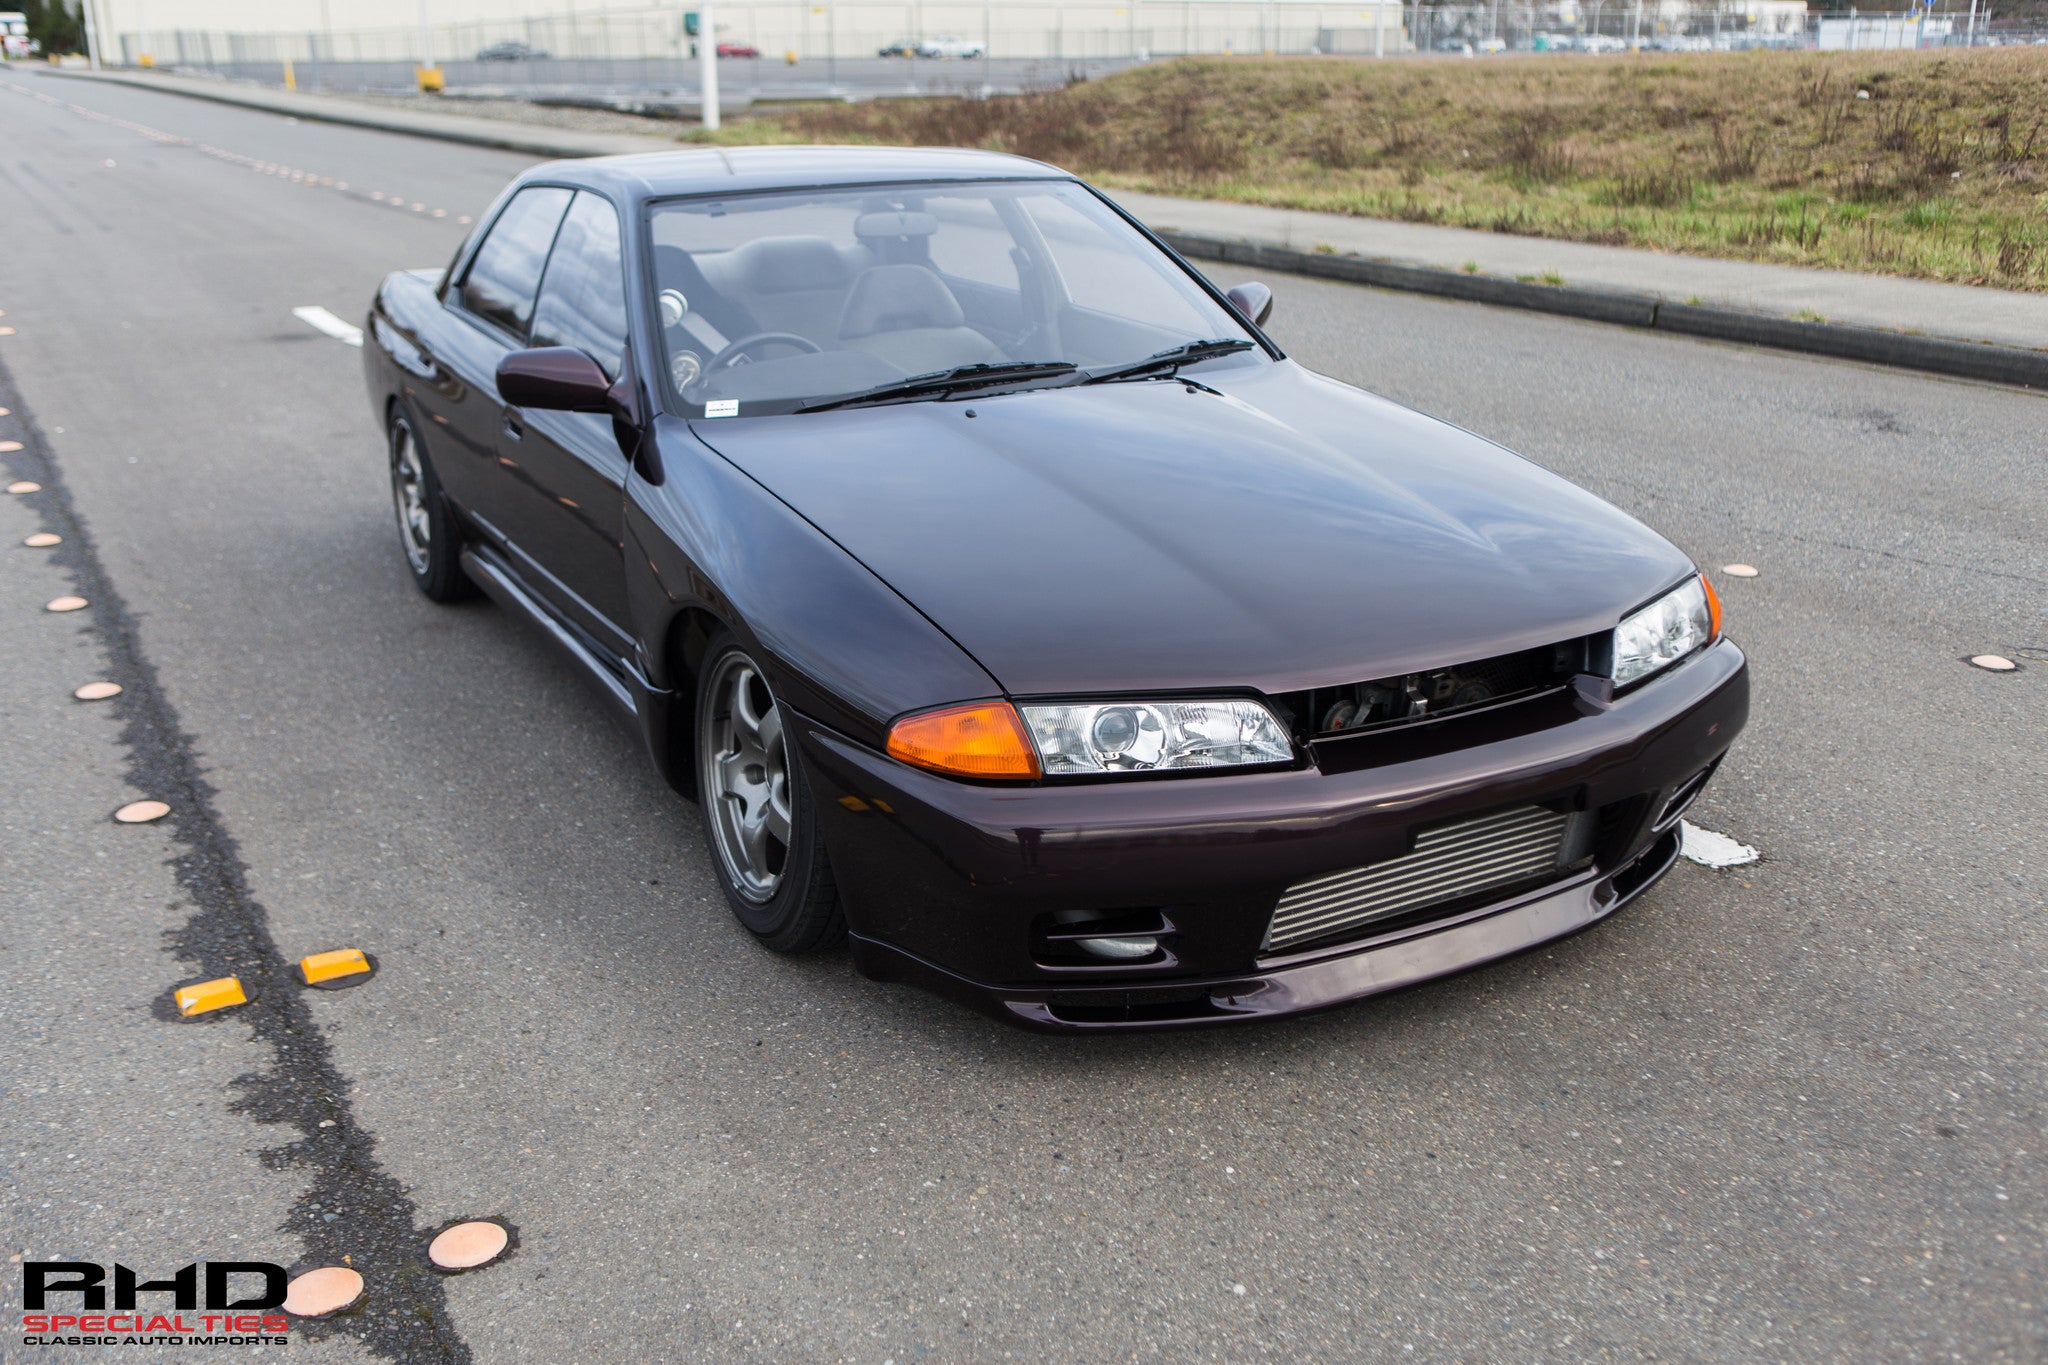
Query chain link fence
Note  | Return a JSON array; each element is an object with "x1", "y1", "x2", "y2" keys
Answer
[{"x1": 109, "y1": 2, "x2": 2047, "y2": 99}]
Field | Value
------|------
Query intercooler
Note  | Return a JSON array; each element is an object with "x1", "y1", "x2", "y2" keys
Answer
[{"x1": 1263, "y1": 804, "x2": 1577, "y2": 953}]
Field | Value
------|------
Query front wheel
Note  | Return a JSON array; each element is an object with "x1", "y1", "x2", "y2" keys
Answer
[
  {"x1": 388, "y1": 409, "x2": 473, "y2": 603},
  {"x1": 694, "y1": 634, "x2": 845, "y2": 953}
]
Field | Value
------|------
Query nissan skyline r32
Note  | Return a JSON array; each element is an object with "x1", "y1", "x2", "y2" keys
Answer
[{"x1": 363, "y1": 147, "x2": 1748, "y2": 1031}]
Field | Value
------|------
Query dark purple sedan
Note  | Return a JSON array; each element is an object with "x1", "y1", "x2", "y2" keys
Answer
[{"x1": 363, "y1": 147, "x2": 1746, "y2": 1030}]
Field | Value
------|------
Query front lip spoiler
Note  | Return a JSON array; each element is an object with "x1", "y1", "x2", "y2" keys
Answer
[{"x1": 850, "y1": 826, "x2": 1683, "y2": 1032}]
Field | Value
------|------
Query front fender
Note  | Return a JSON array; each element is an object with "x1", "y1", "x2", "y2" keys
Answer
[{"x1": 624, "y1": 415, "x2": 1000, "y2": 771}]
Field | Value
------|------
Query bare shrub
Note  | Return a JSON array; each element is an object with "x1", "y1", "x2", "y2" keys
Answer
[
  {"x1": 1614, "y1": 164, "x2": 1695, "y2": 207},
  {"x1": 1710, "y1": 118, "x2": 1765, "y2": 181},
  {"x1": 1501, "y1": 115, "x2": 1576, "y2": 183}
]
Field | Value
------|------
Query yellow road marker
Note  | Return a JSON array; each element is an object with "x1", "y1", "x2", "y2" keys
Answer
[
  {"x1": 46, "y1": 595, "x2": 87, "y2": 612},
  {"x1": 1721, "y1": 563, "x2": 1759, "y2": 578},
  {"x1": 0, "y1": 327, "x2": 15, "y2": 337},
  {"x1": 428, "y1": 1221, "x2": 509, "y2": 1270},
  {"x1": 0, "y1": 440, "x2": 22, "y2": 452},
  {"x1": 25, "y1": 532, "x2": 60, "y2": 547},
  {"x1": 6, "y1": 481, "x2": 39, "y2": 494},
  {"x1": 74, "y1": 681, "x2": 122, "y2": 700},
  {"x1": 114, "y1": 799, "x2": 170, "y2": 823},
  {"x1": 0, "y1": 406, "x2": 11, "y2": 415},
  {"x1": 174, "y1": 976, "x2": 246, "y2": 1017},
  {"x1": 282, "y1": 1266, "x2": 363, "y2": 1317},
  {"x1": 1969, "y1": 654, "x2": 2018, "y2": 672},
  {"x1": 300, "y1": 948, "x2": 371, "y2": 986}
]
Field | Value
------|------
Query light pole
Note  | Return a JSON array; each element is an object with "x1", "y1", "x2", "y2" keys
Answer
[
  {"x1": 699, "y1": 1, "x2": 720, "y2": 130},
  {"x1": 82, "y1": 0, "x2": 103, "y2": 66}
]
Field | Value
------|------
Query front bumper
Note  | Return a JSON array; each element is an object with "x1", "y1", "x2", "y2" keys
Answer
[{"x1": 797, "y1": 638, "x2": 1747, "y2": 1031}]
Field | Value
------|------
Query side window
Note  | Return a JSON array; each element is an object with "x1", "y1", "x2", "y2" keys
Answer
[
  {"x1": 529, "y1": 192, "x2": 629, "y2": 381},
  {"x1": 459, "y1": 186, "x2": 573, "y2": 339}
]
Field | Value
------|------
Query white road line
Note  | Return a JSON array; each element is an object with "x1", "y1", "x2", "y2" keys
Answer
[
  {"x1": 1680, "y1": 820, "x2": 1760, "y2": 869},
  {"x1": 292, "y1": 305, "x2": 363, "y2": 348}
]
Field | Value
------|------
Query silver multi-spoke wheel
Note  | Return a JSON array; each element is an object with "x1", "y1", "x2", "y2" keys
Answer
[
  {"x1": 700, "y1": 651, "x2": 794, "y2": 902},
  {"x1": 390, "y1": 419, "x2": 431, "y2": 575}
]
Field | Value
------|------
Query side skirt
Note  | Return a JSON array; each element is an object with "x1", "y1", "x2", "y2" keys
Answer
[{"x1": 460, "y1": 543, "x2": 644, "y2": 717}]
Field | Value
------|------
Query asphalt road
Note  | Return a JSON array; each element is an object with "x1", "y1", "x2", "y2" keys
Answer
[{"x1": 1, "y1": 66, "x2": 2042, "y2": 1364}]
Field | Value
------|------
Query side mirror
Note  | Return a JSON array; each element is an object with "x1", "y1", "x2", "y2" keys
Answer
[
  {"x1": 496, "y1": 347, "x2": 612, "y2": 413},
  {"x1": 1226, "y1": 281, "x2": 1274, "y2": 329}
]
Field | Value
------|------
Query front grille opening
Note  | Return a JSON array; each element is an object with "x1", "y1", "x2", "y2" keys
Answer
[
  {"x1": 1045, "y1": 986, "x2": 1222, "y2": 1024},
  {"x1": 1032, "y1": 908, "x2": 1174, "y2": 968},
  {"x1": 1595, "y1": 795, "x2": 1654, "y2": 867},
  {"x1": 1263, "y1": 803, "x2": 1585, "y2": 955},
  {"x1": 1274, "y1": 637, "x2": 1596, "y2": 743}
]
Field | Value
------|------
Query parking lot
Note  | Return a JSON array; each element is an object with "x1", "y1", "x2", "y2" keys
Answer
[{"x1": 0, "y1": 69, "x2": 2041, "y2": 1362}]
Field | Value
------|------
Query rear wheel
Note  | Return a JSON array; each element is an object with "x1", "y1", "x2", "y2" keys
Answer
[
  {"x1": 694, "y1": 634, "x2": 844, "y2": 952},
  {"x1": 389, "y1": 409, "x2": 472, "y2": 603}
]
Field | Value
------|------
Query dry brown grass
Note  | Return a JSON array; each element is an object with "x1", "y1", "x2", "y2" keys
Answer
[{"x1": 702, "y1": 49, "x2": 2048, "y2": 289}]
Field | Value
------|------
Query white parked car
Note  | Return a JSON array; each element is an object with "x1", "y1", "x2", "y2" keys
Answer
[{"x1": 917, "y1": 34, "x2": 986, "y2": 58}]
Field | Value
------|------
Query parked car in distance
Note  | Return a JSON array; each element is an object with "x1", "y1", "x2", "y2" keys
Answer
[
  {"x1": 1, "y1": 10, "x2": 40, "y2": 58},
  {"x1": 916, "y1": 34, "x2": 986, "y2": 58},
  {"x1": 717, "y1": 40, "x2": 760, "y2": 57},
  {"x1": 877, "y1": 39, "x2": 918, "y2": 57},
  {"x1": 475, "y1": 41, "x2": 549, "y2": 61},
  {"x1": 363, "y1": 147, "x2": 1747, "y2": 1031}
]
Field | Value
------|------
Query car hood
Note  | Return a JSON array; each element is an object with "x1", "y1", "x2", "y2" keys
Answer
[{"x1": 690, "y1": 361, "x2": 1694, "y2": 699}]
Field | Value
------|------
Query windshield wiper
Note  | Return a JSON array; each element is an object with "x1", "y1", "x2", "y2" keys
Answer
[
  {"x1": 793, "y1": 361, "x2": 1078, "y2": 413},
  {"x1": 1073, "y1": 338, "x2": 1255, "y2": 386}
]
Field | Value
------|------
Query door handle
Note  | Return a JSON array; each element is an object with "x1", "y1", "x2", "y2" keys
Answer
[{"x1": 502, "y1": 412, "x2": 525, "y2": 440}]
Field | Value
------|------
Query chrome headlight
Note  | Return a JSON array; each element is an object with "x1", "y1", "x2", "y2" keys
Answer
[
  {"x1": 1020, "y1": 699, "x2": 1293, "y2": 776},
  {"x1": 1612, "y1": 576, "x2": 1717, "y2": 687}
]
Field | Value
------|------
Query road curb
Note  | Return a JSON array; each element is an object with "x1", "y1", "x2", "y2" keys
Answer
[
  {"x1": 1159, "y1": 231, "x2": 2048, "y2": 392},
  {"x1": 37, "y1": 67, "x2": 679, "y2": 160}
]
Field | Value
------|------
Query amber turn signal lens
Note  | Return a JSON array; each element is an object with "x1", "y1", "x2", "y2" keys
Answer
[
  {"x1": 886, "y1": 701, "x2": 1040, "y2": 780},
  {"x1": 1700, "y1": 573, "x2": 1723, "y2": 640}
]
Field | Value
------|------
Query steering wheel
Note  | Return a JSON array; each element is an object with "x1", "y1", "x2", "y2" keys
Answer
[{"x1": 708, "y1": 332, "x2": 823, "y2": 371}]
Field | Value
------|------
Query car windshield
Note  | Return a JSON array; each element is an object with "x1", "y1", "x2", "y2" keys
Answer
[{"x1": 645, "y1": 179, "x2": 1264, "y2": 418}]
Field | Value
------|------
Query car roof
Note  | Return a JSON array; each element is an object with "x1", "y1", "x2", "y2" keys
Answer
[{"x1": 519, "y1": 146, "x2": 1072, "y2": 203}]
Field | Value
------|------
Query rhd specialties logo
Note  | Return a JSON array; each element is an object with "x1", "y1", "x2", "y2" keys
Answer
[{"x1": 19, "y1": 1260, "x2": 291, "y2": 1347}]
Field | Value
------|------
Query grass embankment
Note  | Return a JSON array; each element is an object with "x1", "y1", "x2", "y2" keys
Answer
[{"x1": 706, "y1": 50, "x2": 2048, "y2": 289}]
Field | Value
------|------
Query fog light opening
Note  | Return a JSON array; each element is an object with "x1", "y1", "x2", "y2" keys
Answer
[
  {"x1": 1074, "y1": 935, "x2": 1159, "y2": 961},
  {"x1": 1034, "y1": 908, "x2": 1175, "y2": 969}
]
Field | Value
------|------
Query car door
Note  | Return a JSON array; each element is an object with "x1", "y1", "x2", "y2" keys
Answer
[
  {"x1": 429, "y1": 184, "x2": 572, "y2": 552},
  {"x1": 502, "y1": 190, "x2": 634, "y2": 653}
]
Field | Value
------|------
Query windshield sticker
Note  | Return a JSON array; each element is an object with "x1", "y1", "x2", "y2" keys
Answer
[{"x1": 704, "y1": 399, "x2": 739, "y2": 419}]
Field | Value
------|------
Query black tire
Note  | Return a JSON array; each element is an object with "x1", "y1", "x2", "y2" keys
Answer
[
  {"x1": 388, "y1": 408, "x2": 473, "y2": 603},
  {"x1": 693, "y1": 632, "x2": 845, "y2": 953}
]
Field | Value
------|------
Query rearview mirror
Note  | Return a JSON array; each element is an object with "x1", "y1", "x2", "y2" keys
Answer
[
  {"x1": 496, "y1": 347, "x2": 612, "y2": 412},
  {"x1": 1226, "y1": 281, "x2": 1274, "y2": 329}
]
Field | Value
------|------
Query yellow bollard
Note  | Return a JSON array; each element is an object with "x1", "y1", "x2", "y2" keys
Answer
[
  {"x1": 416, "y1": 63, "x2": 444, "y2": 93},
  {"x1": 785, "y1": 50, "x2": 799, "y2": 65},
  {"x1": 283, "y1": 57, "x2": 296, "y2": 91},
  {"x1": 138, "y1": 52, "x2": 154, "y2": 67}
]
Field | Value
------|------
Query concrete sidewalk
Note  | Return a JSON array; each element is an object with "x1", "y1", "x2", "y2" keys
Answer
[{"x1": 42, "y1": 66, "x2": 2048, "y2": 363}]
